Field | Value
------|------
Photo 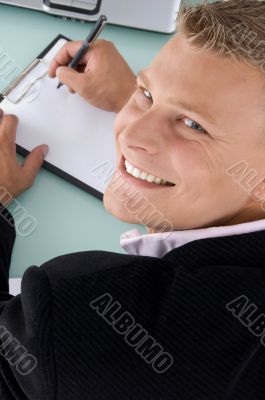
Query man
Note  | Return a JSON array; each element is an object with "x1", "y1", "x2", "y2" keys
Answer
[{"x1": 0, "y1": 1, "x2": 265, "y2": 399}]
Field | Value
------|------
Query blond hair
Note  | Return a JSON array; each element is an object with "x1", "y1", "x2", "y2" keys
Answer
[{"x1": 178, "y1": 0, "x2": 265, "y2": 71}]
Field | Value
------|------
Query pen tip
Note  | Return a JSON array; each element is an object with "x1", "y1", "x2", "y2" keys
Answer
[{"x1": 57, "y1": 83, "x2": 62, "y2": 89}]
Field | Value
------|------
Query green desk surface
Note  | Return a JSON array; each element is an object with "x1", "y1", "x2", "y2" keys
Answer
[{"x1": 0, "y1": 1, "x2": 201, "y2": 277}]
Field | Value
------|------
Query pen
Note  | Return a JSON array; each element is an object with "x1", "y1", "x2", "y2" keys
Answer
[{"x1": 57, "y1": 14, "x2": 108, "y2": 89}]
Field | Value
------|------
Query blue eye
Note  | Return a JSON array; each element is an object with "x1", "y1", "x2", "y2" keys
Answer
[
  {"x1": 183, "y1": 118, "x2": 206, "y2": 133},
  {"x1": 142, "y1": 88, "x2": 152, "y2": 100},
  {"x1": 134, "y1": 87, "x2": 153, "y2": 111}
]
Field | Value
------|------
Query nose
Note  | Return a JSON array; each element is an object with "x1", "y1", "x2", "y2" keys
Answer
[{"x1": 120, "y1": 109, "x2": 170, "y2": 155}]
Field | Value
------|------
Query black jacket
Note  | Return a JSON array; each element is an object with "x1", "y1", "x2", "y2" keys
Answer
[{"x1": 0, "y1": 207, "x2": 265, "y2": 400}]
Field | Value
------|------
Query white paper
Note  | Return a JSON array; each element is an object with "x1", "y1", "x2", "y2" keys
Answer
[{"x1": 1, "y1": 38, "x2": 117, "y2": 195}]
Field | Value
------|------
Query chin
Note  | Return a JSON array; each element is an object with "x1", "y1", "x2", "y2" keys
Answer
[{"x1": 103, "y1": 189, "x2": 139, "y2": 224}]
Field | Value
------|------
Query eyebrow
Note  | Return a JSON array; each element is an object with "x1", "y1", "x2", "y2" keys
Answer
[
  {"x1": 175, "y1": 100, "x2": 215, "y2": 125},
  {"x1": 137, "y1": 70, "x2": 215, "y2": 125}
]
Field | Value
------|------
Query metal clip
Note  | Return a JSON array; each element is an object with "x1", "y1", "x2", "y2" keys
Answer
[{"x1": 1, "y1": 59, "x2": 49, "y2": 104}]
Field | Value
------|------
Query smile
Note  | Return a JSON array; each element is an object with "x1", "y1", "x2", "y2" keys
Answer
[{"x1": 124, "y1": 158, "x2": 175, "y2": 186}]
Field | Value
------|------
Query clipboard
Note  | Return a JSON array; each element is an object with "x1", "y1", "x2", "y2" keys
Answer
[{"x1": 0, "y1": 35, "x2": 117, "y2": 201}]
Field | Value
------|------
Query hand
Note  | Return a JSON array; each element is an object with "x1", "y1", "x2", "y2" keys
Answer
[
  {"x1": 48, "y1": 39, "x2": 136, "y2": 113},
  {"x1": 0, "y1": 110, "x2": 49, "y2": 206}
]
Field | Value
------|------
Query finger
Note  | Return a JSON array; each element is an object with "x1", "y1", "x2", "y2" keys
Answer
[
  {"x1": 22, "y1": 144, "x2": 49, "y2": 189},
  {"x1": 56, "y1": 67, "x2": 86, "y2": 95},
  {"x1": 0, "y1": 114, "x2": 18, "y2": 138},
  {"x1": 48, "y1": 41, "x2": 83, "y2": 78},
  {"x1": 0, "y1": 115, "x2": 18, "y2": 154}
]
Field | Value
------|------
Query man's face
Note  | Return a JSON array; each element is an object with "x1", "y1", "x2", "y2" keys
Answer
[{"x1": 104, "y1": 33, "x2": 265, "y2": 232}]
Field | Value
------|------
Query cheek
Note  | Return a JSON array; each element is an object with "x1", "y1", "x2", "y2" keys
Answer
[{"x1": 170, "y1": 139, "x2": 212, "y2": 179}]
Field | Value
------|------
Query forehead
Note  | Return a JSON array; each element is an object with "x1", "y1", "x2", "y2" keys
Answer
[{"x1": 145, "y1": 34, "x2": 264, "y2": 129}]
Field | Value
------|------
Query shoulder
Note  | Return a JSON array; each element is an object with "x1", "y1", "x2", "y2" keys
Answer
[{"x1": 32, "y1": 250, "x2": 177, "y2": 301}]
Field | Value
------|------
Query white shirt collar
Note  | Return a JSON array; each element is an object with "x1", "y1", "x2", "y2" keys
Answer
[{"x1": 120, "y1": 218, "x2": 265, "y2": 258}]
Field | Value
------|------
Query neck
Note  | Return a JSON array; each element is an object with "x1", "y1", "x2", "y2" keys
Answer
[
  {"x1": 145, "y1": 204, "x2": 265, "y2": 234},
  {"x1": 222, "y1": 205, "x2": 265, "y2": 227}
]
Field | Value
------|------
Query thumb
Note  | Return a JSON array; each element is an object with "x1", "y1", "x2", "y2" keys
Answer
[
  {"x1": 56, "y1": 66, "x2": 85, "y2": 93},
  {"x1": 22, "y1": 145, "x2": 49, "y2": 188}
]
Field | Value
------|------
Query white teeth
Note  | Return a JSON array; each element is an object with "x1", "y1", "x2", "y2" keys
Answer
[
  {"x1": 146, "y1": 175, "x2": 155, "y2": 183},
  {"x1": 140, "y1": 171, "x2": 148, "y2": 180},
  {"x1": 131, "y1": 168, "x2": 141, "y2": 178},
  {"x1": 124, "y1": 158, "x2": 173, "y2": 186},
  {"x1": 126, "y1": 164, "x2": 133, "y2": 174}
]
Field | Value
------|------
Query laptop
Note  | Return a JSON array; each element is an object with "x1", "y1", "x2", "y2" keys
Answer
[{"x1": 0, "y1": 0, "x2": 181, "y2": 33}]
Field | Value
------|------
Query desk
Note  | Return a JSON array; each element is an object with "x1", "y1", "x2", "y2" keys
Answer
[{"x1": 0, "y1": 2, "x2": 200, "y2": 277}]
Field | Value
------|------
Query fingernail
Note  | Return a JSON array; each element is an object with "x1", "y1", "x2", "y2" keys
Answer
[
  {"x1": 42, "y1": 145, "x2": 49, "y2": 157},
  {"x1": 56, "y1": 67, "x2": 62, "y2": 78}
]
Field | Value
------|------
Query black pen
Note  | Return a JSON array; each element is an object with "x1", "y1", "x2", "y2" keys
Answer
[{"x1": 57, "y1": 15, "x2": 108, "y2": 89}]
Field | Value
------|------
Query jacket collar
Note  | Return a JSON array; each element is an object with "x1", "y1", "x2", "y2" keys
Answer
[
  {"x1": 120, "y1": 218, "x2": 265, "y2": 258},
  {"x1": 162, "y1": 229, "x2": 265, "y2": 268}
]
